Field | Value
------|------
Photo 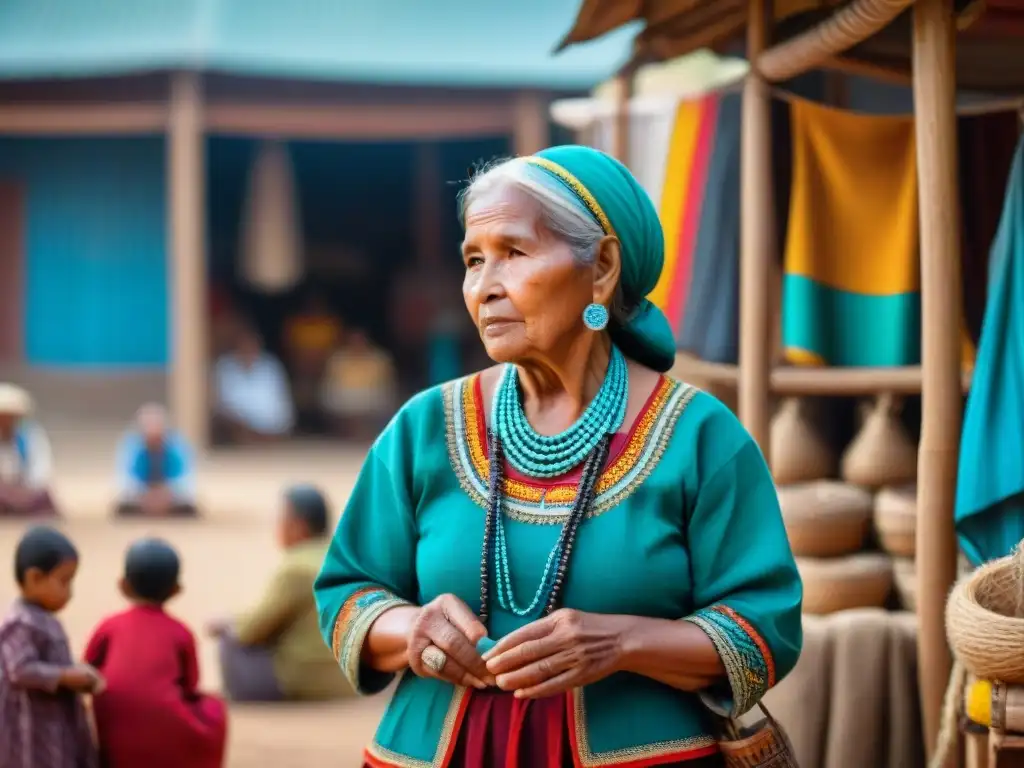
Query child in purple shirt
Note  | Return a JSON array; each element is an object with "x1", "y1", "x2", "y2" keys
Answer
[{"x1": 0, "y1": 526, "x2": 103, "y2": 768}]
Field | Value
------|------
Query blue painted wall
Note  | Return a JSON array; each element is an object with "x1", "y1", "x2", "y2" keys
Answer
[{"x1": 0, "y1": 137, "x2": 167, "y2": 367}]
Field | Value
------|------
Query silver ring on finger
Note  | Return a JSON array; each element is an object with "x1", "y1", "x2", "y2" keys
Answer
[{"x1": 420, "y1": 645, "x2": 448, "y2": 675}]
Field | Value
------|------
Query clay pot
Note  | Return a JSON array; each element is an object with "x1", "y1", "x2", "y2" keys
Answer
[
  {"x1": 771, "y1": 398, "x2": 836, "y2": 484},
  {"x1": 778, "y1": 481, "x2": 872, "y2": 557},
  {"x1": 798, "y1": 553, "x2": 894, "y2": 615},
  {"x1": 874, "y1": 484, "x2": 917, "y2": 558},
  {"x1": 841, "y1": 394, "x2": 917, "y2": 488}
]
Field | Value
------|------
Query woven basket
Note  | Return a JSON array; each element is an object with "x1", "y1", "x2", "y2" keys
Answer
[
  {"x1": 770, "y1": 398, "x2": 836, "y2": 485},
  {"x1": 893, "y1": 557, "x2": 916, "y2": 612},
  {"x1": 841, "y1": 394, "x2": 917, "y2": 489},
  {"x1": 778, "y1": 482, "x2": 872, "y2": 558},
  {"x1": 798, "y1": 553, "x2": 894, "y2": 615},
  {"x1": 874, "y1": 484, "x2": 917, "y2": 558},
  {"x1": 947, "y1": 548, "x2": 1024, "y2": 684}
]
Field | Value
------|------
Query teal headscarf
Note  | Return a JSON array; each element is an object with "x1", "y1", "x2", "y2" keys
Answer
[{"x1": 527, "y1": 145, "x2": 677, "y2": 372}]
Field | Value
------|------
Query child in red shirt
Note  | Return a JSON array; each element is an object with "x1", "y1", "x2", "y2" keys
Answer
[{"x1": 85, "y1": 538, "x2": 227, "y2": 768}]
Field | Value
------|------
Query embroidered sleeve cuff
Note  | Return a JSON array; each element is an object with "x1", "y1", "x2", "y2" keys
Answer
[
  {"x1": 331, "y1": 587, "x2": 412, "y2": 695},
  {"x1": 685, "y1": 605, "x2": 777, "y2": 717}
]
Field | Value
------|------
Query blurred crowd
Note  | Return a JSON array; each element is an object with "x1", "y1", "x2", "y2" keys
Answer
[{"x1": 211, "y1": 292, "x2": 399, "y2": 445}]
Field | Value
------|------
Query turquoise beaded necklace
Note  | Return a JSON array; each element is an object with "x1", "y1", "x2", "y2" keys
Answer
[
  {"x1": 488, "y1": 346, "x2": 628, "y2": 617},
  {"x1": 492, "y1": 345, "x2": 628, "y2": 478}
]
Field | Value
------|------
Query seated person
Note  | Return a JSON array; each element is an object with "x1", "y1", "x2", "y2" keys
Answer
[
  {"x1": 320, "y1": 330, "x2": 397, "y2": 440},
  {"x1": 85, "y1": 538, "x2": 227, "y2": 768},
  {"x1": 114, "y1": 404, "x2": 198, "y2": 517},
  {"x1": 206, "y1": 485, "x2": 351, "y2": 701},
  {"x1": 212, "y1": 327, "x2": 295, "y2": 444},
  {"x1": 283, "y1": 292, "x2": 343, "y2": 426},
  {"x1": 0, "y1": 383, "x2": 58, "y2": 517}
]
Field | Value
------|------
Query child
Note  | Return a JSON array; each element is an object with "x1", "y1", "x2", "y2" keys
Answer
[
  {"x1": 85, "y1": 538, "x2": 227, "y2": 768},
  {"x1": 0, "y1": 525, "x2": 100, "y2": 768}
]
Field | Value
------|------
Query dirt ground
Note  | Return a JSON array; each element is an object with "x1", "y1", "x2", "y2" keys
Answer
[{"x1": 0, "y1": 438, "x2": 389, "y2": 767}]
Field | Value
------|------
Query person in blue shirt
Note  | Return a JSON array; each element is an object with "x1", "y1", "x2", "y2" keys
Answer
[{"x1": 114, "y1": 404, "x2": 198, "y2": 518}]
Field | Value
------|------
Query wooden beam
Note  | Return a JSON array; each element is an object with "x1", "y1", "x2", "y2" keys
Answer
[
  {"x1": 674, "y1": 353, "x2": 975, "y2": 396},
  {"x1": 738, "y1": 0, "x2": 774, "y2": 459},
  {"x1": 912, "y1": 0, "x2": 962, "y2": 761},
  {"x1": 205, "y1": 102, "x2": 512, "y2": 141},
  {"x1": 757, "y1": 0, "x2": 915, "y2": 82},
  {"x1": 512, "y1": 91, "x2": 550, "y2": 156},
  {"x1": 0, "y1": 103, "x2": 167, "y2": 135},
  {"x1": 610, "y1": 72, "x2": 633, "y2": 166},
  {"x1": 167, "y1": 72, "x2": 209, "y2": 451},
  {"x1": 773, "y1": 365, "x2": 973, "y2": 396},
  {"x1": 413, "y1": 142, "x2": 443, "y2": 269}
]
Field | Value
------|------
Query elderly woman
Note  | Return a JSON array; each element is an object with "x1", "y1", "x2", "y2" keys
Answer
[
  {"x1": 314, "y1": 146, "x2": 802, "y2": 768},
  {"x1": 0, "y1": 383, "x2": 58, "y2": 517}
]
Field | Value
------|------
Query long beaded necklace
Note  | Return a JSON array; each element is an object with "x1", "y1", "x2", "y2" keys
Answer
[
  {"x1": 479, "y1": 348, "x2": 625, "y2": 622},
  {"x1": 492, "y1": 345, "x2": 628, "y2": 478},
  {"x1": 479, "y1": 431, "x2": 611, "y2": 624}
]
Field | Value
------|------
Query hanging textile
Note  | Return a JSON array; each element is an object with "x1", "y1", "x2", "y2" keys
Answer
[
  {"x1": 587, "y1": 110, "x2": 678, "y2": 205},
  {"x1": 956, "y1": 136, "x2": 1024, "y2": 566},
  {"x1": 677, "y1": 93, "x2": 743, "y2": 364},
  {"x1": 649, "y1": 95, "x2": 720, "y2": 330},
  {"x1": 958, "y1": 110, "x2": 1022, "y2": 367},
  {"x1": 782, "y1": 99, "x2": 919, "y2": 367},
  {"x1": 647, "y1": 93, "x2": 744, "y2": 364},
  {"x1": 239, "y1": 140, "x2": 304, "y2": 293}
]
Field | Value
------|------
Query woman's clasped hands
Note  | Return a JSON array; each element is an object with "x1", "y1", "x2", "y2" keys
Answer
[
  {"x1": 408, "y1": 595, "x2": 628, "y2": 699},
  {"x1": 483, "y1": 608, "x2": 628, "y2": 699}
]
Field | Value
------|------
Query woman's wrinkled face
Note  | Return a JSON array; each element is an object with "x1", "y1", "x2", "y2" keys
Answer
[{"x1": 462, "y1": 186, "x2": 593, "y2": 363}]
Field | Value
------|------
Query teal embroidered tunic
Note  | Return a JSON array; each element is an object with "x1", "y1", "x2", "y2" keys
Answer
[{"x1": 315, "y1": 375, "x2": 803, "y2": 768}]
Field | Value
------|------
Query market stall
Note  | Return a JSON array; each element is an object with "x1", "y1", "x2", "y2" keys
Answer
[{"x1": 554, "y1": 0, "x2": 1024, "y2": 763}]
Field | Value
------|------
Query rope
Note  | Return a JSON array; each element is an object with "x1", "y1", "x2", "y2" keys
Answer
[
  {"x1": 757, "y1": 0, "x2": 916, "y2": 82},
  {"x1": 947, "y1": 544, "x2": 1024, "y2": 683},
  {"x1": 929, "y1": 660, "x2": 967, "y2": 768},
  {"x1": 935, "y1": 543, "x2": 1024, "y2": 765}
]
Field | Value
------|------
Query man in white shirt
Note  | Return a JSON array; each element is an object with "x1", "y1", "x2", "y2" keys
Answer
[
  {"x1": 0, "y1": 383, "x2": 58, "y2": 517},
  {"x1": 213, "y1": 328, "x2": 295, "y2": 444}
]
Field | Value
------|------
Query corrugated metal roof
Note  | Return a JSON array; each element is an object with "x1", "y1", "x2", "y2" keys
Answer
[{"x1": 0, "y1": 0, "x2": 638, "y2": 88}]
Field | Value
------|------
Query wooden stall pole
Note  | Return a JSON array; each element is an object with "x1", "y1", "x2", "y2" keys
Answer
[
  {"x1": 610, "y1": 70, "x2": 633, "y2": 167},
  {"x1": 167, "y1": 71, "x2": 209, "y2": 450},
  {"x1": 512, "y1": 91, "x2": 550, "y2": 156},
  {"x1": 414, "y1": 142, "x2": 443, "y2": 268},
  {"x1": 738, "y1": 0, "x2": 775, "y2": 458},
  {"x1": 912, "y1": 0, "x2": 963, "y2": 760}
]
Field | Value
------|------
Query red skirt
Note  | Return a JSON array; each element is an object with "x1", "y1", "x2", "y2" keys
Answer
[{"x1": 365, "y1": 689, "x2": 724, "y2": 768}]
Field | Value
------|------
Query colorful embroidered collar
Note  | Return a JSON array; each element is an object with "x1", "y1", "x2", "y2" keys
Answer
[{"x1": 443, "y1": 374, "x2": 696, "y2": 524}]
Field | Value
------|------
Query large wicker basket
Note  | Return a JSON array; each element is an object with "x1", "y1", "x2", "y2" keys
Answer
[
  {"x1": 947, "y1": 549, "x2": 1024, "y2": 684},
  {"x1": 874, "y1": 484, "x2": 917, "y2": 558},
  {"x1": 798, "y1": 554, "x2": 894, "y2": 615},
  {"x1": 779, "y1": 482, "x2": 872, "y2": 558}
]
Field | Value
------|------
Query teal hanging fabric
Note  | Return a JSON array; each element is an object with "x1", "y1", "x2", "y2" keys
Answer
[{"x1": 956, "y1": 135, "x2": 1024, "y2": 566}]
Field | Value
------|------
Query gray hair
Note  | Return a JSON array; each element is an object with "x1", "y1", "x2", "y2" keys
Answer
[{"x1": 459, "y1": 157, "x2": 632, "y2": 319}]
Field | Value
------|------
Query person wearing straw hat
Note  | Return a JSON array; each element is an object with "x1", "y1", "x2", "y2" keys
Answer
[{"x1": 0, "y1": 383, "x2": 58, "y2": 518}]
